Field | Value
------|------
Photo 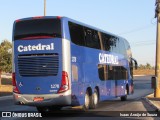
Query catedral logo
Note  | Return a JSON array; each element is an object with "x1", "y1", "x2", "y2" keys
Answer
[
  {"x1": 17, "y1": 43, "x2": 54, "y2": 52},
  {"x1": 99, "y1": 53, "x2": 119, "y2": 65}
]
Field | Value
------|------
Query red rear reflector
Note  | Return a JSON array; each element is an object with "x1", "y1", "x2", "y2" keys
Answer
[
  {"x1": 13, "y1": 86, "x2": 20, "y2": 93},
  {"x1": 58, "y1": 71, "x2": 69, "y2": 93},
  {"x1": 33, "y1": 97, "x2": 44, "y2": 102},
  {"x1": 12, "y1": 73, "x2": 16, "y2": 86}
]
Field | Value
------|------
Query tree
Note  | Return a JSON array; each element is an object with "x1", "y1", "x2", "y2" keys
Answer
[
  {"x1": 0, "y1": 40, "x2": 12, "y2": 73},
  {"x1": 138, "y1": 63, "x2": 153, "y2": 69},
  {"x1": 139, "y1": 64, "x2": 145, "y2": 69},
  {"x1": 146, "y1": 63, "x2": 151, "y2": 69}
]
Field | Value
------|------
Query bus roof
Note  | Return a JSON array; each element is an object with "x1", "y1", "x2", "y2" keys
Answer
[{"x1": 15, "y1": 16, "x2": 126, "y2": 41}]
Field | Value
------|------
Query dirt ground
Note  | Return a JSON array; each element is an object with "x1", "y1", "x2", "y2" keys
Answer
[
  {"x1": 133, "y1": 69, "x2": 155, "y2": 76},
  {"x1": 0, "y1": 88, "x2": 12, "y2": 97}
]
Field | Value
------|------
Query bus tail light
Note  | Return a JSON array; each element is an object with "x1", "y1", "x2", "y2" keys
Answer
[
  {"x1": 57, "y1": 16, "x2": 61, "y2": 19},
  {"x1": 12, "y1": 73, "x2": 20, "y2": 94},
  {"x1": 58, "y1": 71, "x2": 69, "y2": 93}
]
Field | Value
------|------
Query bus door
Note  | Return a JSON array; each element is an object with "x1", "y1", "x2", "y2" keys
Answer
[
  {"x1": 109, "y1": 66, "x2": 121, "y2": 97},
  {"x1": 108, "y1": 65, "x2": 116, "y2": 97}
]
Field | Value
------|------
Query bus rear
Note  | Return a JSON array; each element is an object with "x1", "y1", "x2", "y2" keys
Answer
[{"x1": 12, "y1": 16, "x2": 71, "y2": 108}]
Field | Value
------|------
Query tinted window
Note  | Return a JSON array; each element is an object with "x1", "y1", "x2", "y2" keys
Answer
[
  {"x1": 124, "y1": 39, "x2": 132, "y2": 58},
  {"x1": 98, "y1": 64, "x2": 108, "y2": 81},
  {"x1": 110, "y1": 37, "x2": 120, "y2": 53},
  {"x1": 98, "y1": 64, "x2": 128, "y2": 80},
  {"x1": 101, "y1": 33, "x2": 120, "y2": 53},
  {"x1": 119, "y1": 40, "x2": 126, "y2": 55},
  {"x1": 14, "y1": 18, "x2": 61, "y2": 40},
  {"x1": 84, "y1": 27, "x2": 101, "y2": 49},
  {"x1": 69, "y1": 22, "x2": 85, "y2": 46}
]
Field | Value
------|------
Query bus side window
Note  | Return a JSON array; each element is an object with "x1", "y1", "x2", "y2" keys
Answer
[
  {"x1": 119, "y1": 40, "x2": 126, "y2": 56},
  {"x1": 68, "y1": 22, "x2": 85, "y2": 46},
  {"x1": 98, "y1": 65, "x2": 128, "y2": 81},
  {"x1": 98, "y1": 64, "x2": 108, "y2": 81},
  {"x1": 101, "y1": 33, "x2": 112, "y2": 51},
  {"x1": 111, "y1": 37, "x2": 120, "y2": 53},
  {"x1": 84, "y1": 27, "x2": 101, "y2": 50}
]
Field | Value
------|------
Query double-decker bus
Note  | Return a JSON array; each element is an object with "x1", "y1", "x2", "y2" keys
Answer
[{"x1": 12, "y1": 16, "x2": 137, "y2": 112}]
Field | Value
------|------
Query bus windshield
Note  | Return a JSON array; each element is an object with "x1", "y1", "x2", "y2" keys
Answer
[{"x1": 14, "y1": 18, "x2": 62, "y2": 40}]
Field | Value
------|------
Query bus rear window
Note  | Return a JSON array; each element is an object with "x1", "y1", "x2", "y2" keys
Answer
[{"x1": 14, "y1": 18, "x2": 62, "y2": 40}]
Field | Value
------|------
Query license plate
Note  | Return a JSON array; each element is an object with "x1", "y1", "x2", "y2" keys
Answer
[{"x1": 33, "y1": 97, "x2": 44, "y2": 102}]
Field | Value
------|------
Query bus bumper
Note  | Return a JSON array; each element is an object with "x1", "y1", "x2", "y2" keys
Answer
[{"x1": 13, "y1": 91, "x2": 71, "y2": 107}]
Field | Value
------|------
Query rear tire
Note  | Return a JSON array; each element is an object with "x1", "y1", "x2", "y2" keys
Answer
[
  {"x1": 90, "y1": 89, "x2": 99, "y2": 109},
  {"x1": 121, "y1": 95, "x2": 127, "y2": 101},
  {"x1": 82, "y1": 90, "x2": 90, "y2": 111},
  {"x1": 121, "y1": 89, "x2": 127, "y2": 101}
]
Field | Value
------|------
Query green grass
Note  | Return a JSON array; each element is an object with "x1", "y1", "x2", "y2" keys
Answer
[{"x1": 1, "y1": 78, "x2": 12, "y2": 85}]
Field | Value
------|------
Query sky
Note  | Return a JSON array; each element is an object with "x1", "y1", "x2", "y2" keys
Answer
[{"x1": 0, "y1": 0, "x2": 157, "y2": 66}]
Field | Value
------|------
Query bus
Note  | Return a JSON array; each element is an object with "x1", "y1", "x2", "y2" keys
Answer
[{"x1": 12, "y1": 16, "x2": 137, "y2": 112}]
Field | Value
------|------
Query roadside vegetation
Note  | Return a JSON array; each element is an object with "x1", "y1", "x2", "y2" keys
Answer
[
  {"x1": 133, "y1": 63, "x2": 155, "y2": 76},
  {"x1": 0, "y1": 40, "x2": 12, "y2": 84},
  {"x1": 0, "y1": 40, "x2": 12, "y2": 73},
  {"x1": 0, "y1": 40, "x2": 12, "y2": 96}
]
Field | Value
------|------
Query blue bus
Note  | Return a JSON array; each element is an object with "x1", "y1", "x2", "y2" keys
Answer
[{"x1": 12, "y1": 16, "x2": 137, "y2": 112}]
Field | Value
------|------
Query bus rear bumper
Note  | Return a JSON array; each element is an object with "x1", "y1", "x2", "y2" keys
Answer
[{"x1": 13, "y1": 91, "x2": 71, "y2": 107}]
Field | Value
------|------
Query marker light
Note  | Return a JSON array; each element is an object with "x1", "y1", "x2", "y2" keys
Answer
[
  {"x1": 32, "y1": 16, "x2": 44, "y2": 19},
  {"x1": 57, "y1": 16, "x2": 61, "y2": 19},
  {"x1": 15, "y1": 19, "x2": 21, "y2": 23}
]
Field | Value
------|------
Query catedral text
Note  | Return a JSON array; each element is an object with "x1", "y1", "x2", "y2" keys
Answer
[
  {"x1": 17, "y1": 43, "x2": 54, "y2": 52},
  {"x1": 99, "y1": 53, "x2": 118, "y2": 64}
]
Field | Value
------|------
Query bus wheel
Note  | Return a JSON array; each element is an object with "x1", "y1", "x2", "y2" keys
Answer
[
  {"x1": 121, "y1": 89, "x2": 127, "y2": 101},
  {"x1": 82, "y1": 90, "x2": 90, "y2": 111},
  {"x1": 90, "y1": 89, "x2": 99, "y2": 109}
]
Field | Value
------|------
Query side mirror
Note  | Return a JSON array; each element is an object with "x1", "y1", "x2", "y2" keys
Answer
[{"x1": 131, "y1": 57, "x2": 138, "y2": 70}]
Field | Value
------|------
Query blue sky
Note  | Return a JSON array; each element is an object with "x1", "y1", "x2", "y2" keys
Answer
[{"x1": 0, "y1": 0, "x2": 156, "y2": 66}]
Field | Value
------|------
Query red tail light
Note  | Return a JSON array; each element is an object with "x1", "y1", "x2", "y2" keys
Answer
[
  {"x1": 12, "y1": 73, "x2": 16, "y2": 86},
  {"x1": 58, "y1": 71, "x2": 69, "y2": 93},
  {"x1": 12, "y1": 73, "x2": 20, "y2": 94}
]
